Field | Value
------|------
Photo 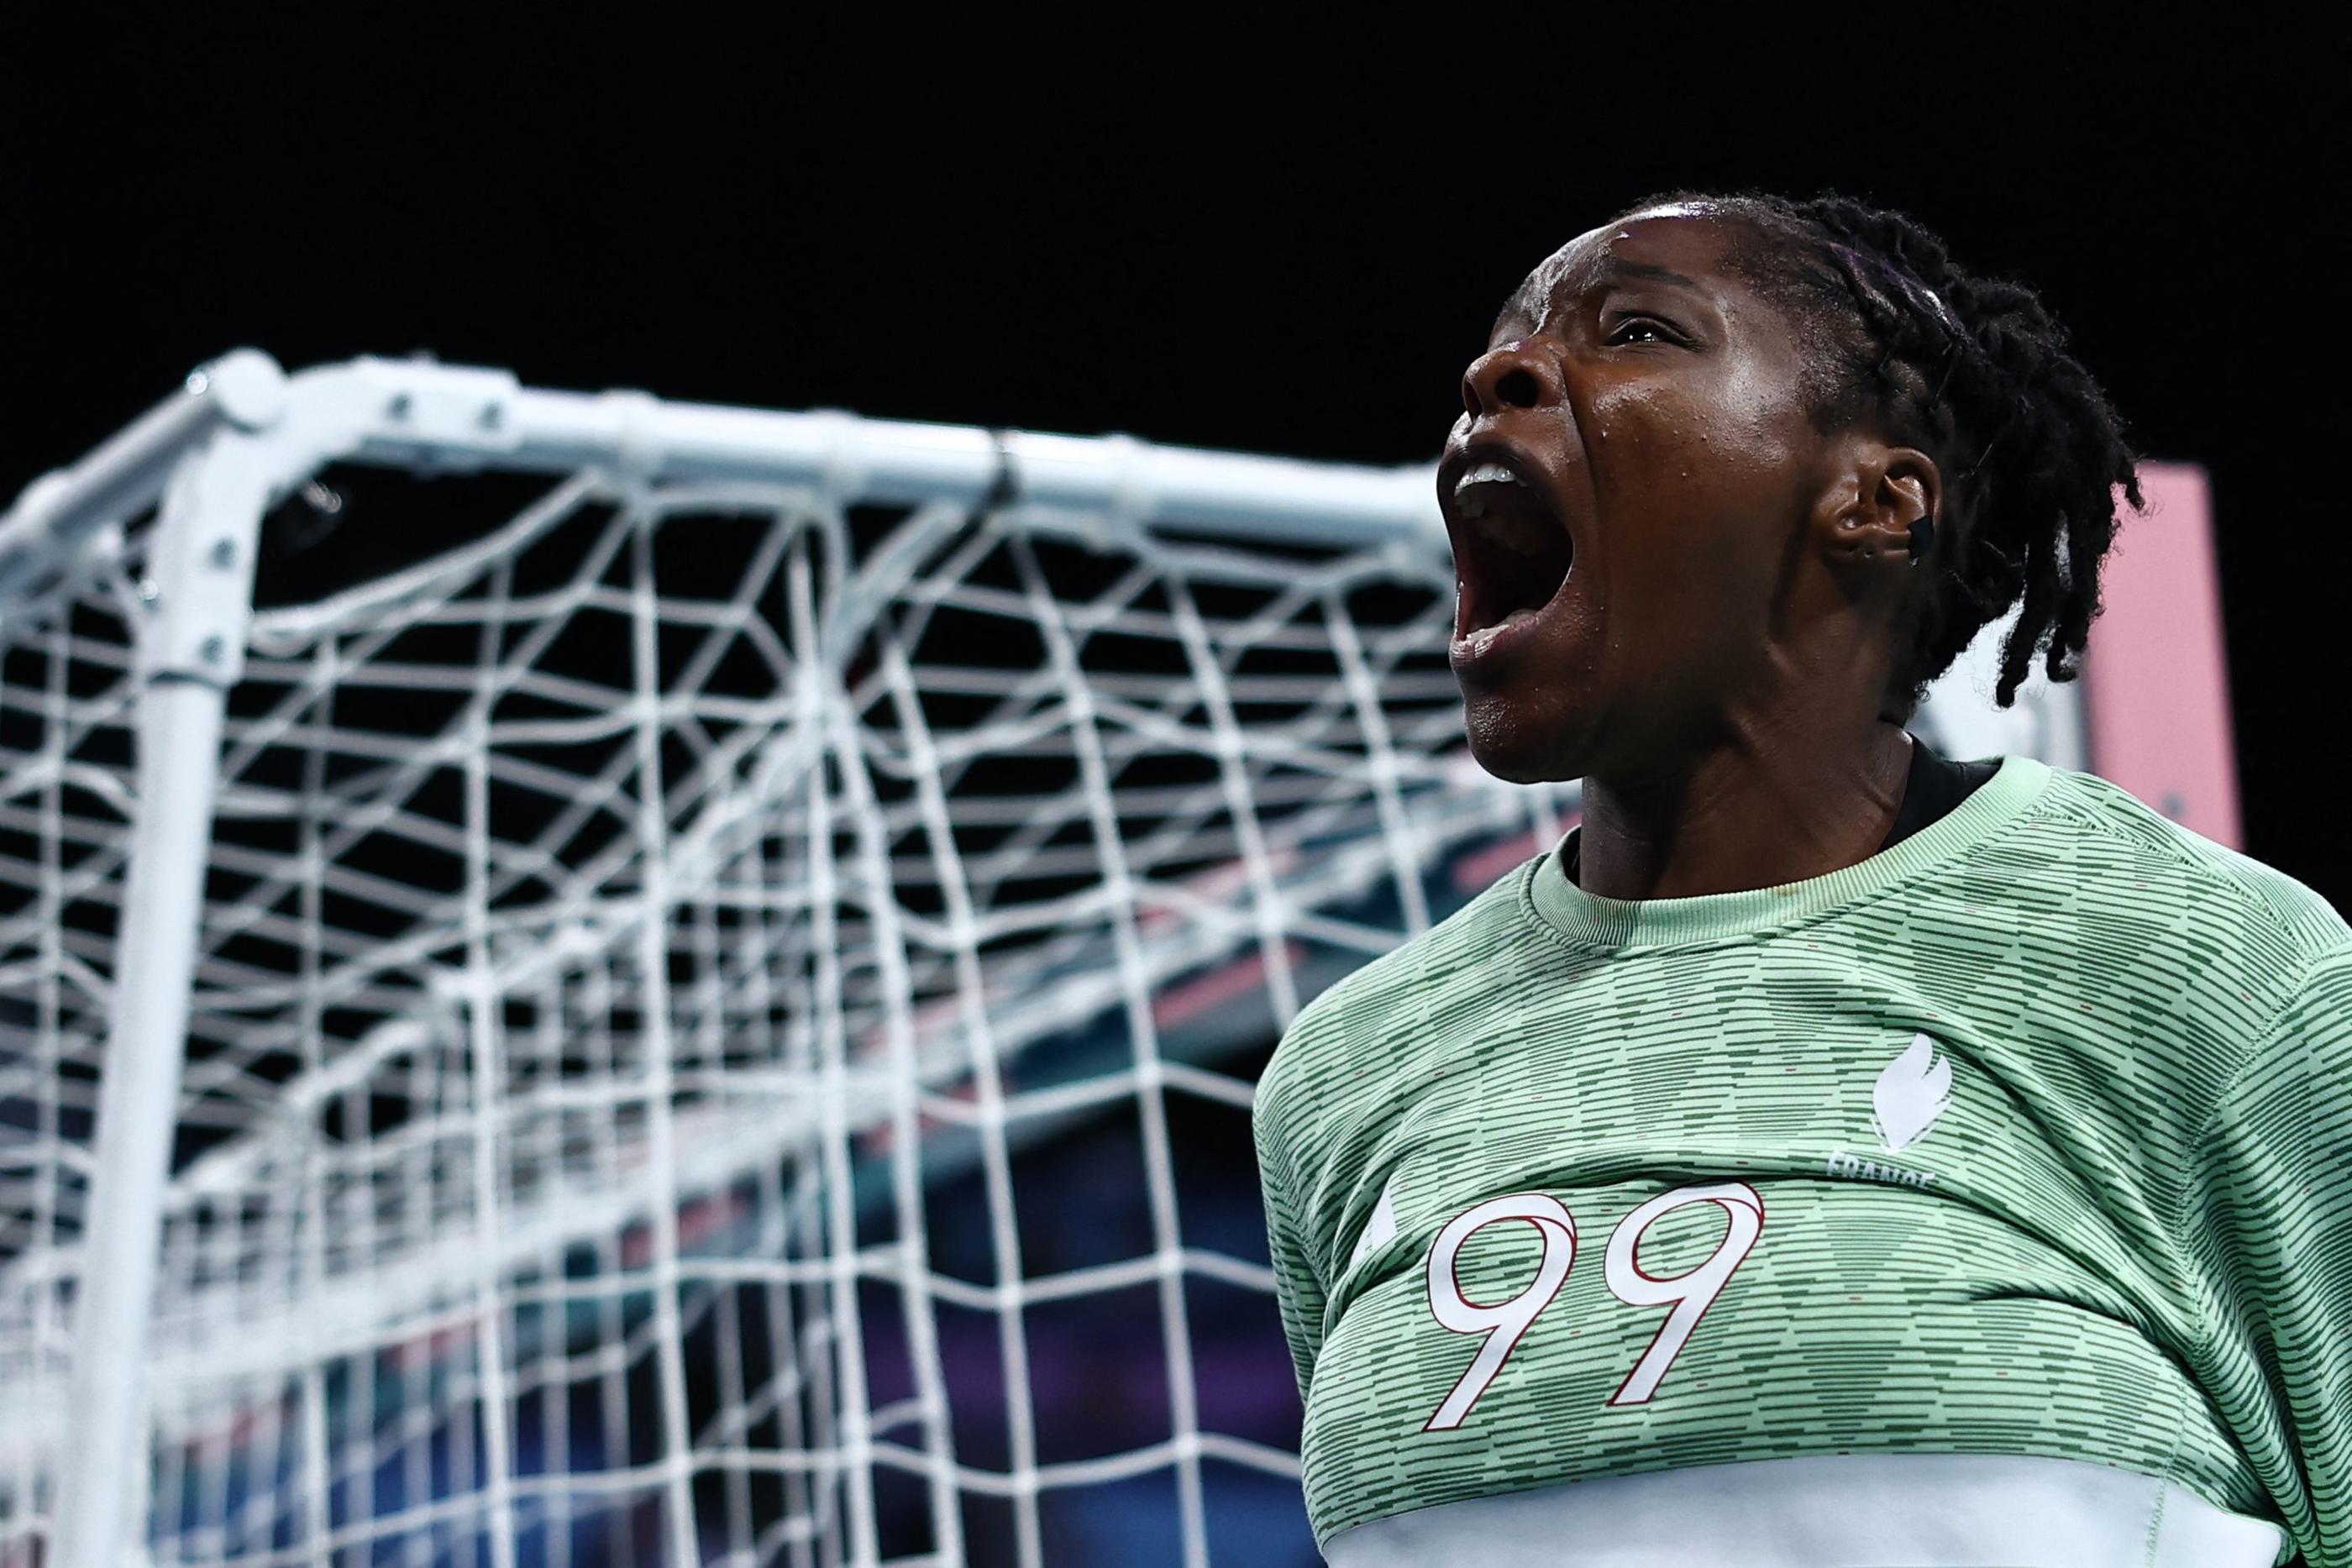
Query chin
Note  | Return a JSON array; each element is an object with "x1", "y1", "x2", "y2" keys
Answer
[{"x1": 1460, "y1": 690, "x2": 1586, "y2": 786}]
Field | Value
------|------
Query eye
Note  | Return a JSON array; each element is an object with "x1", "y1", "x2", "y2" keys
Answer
[{"x1": 1604, "y1": 314, "x2": 1682, "y2": 346}]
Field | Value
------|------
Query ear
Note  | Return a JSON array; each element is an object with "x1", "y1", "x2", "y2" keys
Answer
[{"x1": 1818, "y1": 439, "x2": 1945, "y2": 587}]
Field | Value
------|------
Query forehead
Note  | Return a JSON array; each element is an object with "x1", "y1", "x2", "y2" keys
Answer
[{"x1": 1499, "y1": 204, "x2": 1751, "y2": 328}]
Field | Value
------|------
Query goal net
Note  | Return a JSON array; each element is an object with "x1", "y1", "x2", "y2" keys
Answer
[{"x1": 0, "y1": 354, "x2": 2085, "y2": 1568}]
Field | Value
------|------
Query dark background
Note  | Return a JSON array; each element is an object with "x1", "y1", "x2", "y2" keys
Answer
[
  {"x1": 4, "y1": 51, "x2": 2337, "y2": 915},
  {"x1": 0, "y1": 37, "x2": 2339, "y2": 1567}
]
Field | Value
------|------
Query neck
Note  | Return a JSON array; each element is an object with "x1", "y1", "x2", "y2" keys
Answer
[{"x1": 1575, "y1": 716, "x2": 1914, "y2": 900}]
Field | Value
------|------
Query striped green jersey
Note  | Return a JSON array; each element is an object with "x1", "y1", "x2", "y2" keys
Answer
[{"x1": 1252, "y1": 753, "x2": 2352, "y2": 1564}]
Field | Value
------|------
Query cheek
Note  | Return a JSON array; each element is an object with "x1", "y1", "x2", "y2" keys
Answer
[
  {"x1": 1599, "y1": 354, "x2": 1797, "y2": 491},
  {"x1": 1590, "y1": 365, "x2": 1801, "y2": 521},
  {"x1": 1708, "y1": 349, "x2": 1815, "y2": 471},
  {"x1": 1590, "y1": 370, "x2": 1807, "y2": 632}
]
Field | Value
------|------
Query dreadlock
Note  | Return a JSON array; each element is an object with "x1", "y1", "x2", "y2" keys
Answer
[{"x1": 1614, "y1": 188, "x2": 2143, "y2": 723}]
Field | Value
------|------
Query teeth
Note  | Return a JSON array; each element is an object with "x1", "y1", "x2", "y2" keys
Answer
[{"x1": 1453, "y1": 462, "x2": 1525, "y2": 497}]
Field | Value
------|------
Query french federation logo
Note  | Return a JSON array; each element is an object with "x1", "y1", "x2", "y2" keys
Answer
[
  {"x1": 1826, "y1": 1033, "x2": 1953, "y2": 1188},
  {"x1": 1872, "y1": 1032, "x2": 1953, "y2": 1153}
]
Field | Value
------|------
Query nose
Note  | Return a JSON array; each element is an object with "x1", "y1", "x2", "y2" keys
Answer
[{"x1": 1460, "y1": 341, "x2": 1562, "y2": 421}]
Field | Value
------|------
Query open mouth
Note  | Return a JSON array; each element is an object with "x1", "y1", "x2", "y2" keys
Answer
[{"x1": 1450, "y1": 460, "x2": 1576, "y2": 638}]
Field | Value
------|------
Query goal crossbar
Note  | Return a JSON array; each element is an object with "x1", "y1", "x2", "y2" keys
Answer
[{"x1": 0, "y1": 352, "x2": 1442, "y2": 633}]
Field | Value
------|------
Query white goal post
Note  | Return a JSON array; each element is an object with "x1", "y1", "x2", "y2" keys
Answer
[{"x1": 0, "y1": 351, "x2": 2088, "y2": 1568}]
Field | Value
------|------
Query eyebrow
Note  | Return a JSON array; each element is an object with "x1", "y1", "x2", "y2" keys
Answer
[
  {"x1": 1591, "y1": 256, "x2": 1705, "y2": 291},
  {"x1": 1495, "y1": 254, "x2": 1709, "y2": 336}
]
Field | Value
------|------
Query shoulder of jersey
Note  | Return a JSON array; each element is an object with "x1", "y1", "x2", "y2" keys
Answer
[
  {"x1": 2045, "y1": 764, "x2": 2350, "y2": 952},
  {"x1": 1257, "y1": 858, "x2": 1535, "y2": 1113}
]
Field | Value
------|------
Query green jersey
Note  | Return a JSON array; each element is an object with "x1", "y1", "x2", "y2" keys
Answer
[{"x1": 1253, "y1": 753, "x2": 2352, "y2": 1565}]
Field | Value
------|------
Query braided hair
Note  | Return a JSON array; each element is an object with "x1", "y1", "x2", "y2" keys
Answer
[{"x1": 1613, "y1": 189, "x2": 2143, "y2": 724}]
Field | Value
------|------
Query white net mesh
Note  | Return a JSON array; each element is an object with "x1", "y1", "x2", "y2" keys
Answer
[{"x1": 0, "y1": 464, "x2": 1579, "y2": 1566}]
